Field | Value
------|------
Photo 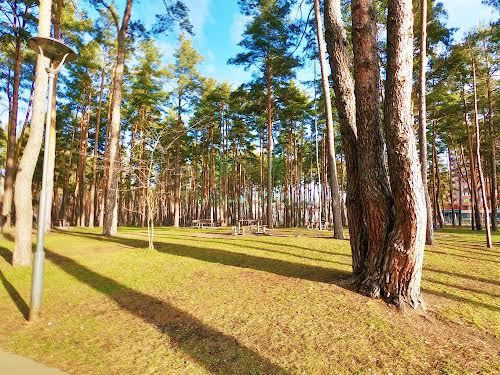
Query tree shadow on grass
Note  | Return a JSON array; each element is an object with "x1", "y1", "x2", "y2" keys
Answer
[
  {"x1": 0, "y1": 245, "x2": 12, "y2": 264},
  {"x1": 45, "y1": 249, "x2": 289, "y2": 374},
  {"x1": 0, "y1": 265, "x2": 28, "y2": 319},
  {"x1": 58, "y1": 230, "x2": 351, "y2": 285}
]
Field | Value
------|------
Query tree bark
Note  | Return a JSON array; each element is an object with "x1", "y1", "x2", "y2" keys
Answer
[
  {"x1": 418, "y1": 0, "x2": 434, "y2": 244},
  {"x1": 352, "y1": 0, "x2": 393, "y2": 293},
  {"x1": 324, "y1": 0, "x2": 367, "y2": 275},
  {"x1": 313, "y1": 0, "x2": 344, "y2": 239},
  {"x1": 13, "y1": 0, "x2": 52, "y2": 265},
  {"x1": 266, "y1": 60, "x2": 274, "y2": 229},
  {"x1": 103, "y1": 0, "x2": 133, "y2": 236},
  {"x1": 382, "y1": 0, "x2": 427, "y2": 307}
]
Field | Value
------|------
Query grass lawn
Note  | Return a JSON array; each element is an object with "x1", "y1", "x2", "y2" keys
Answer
[{"x1": 0, "y1": 227, "x2": 498, "y2": 374}]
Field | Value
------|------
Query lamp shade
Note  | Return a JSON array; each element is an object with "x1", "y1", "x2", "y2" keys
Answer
[{"x1": 28, "y1": 36, "x2": 77, "y2": 63}]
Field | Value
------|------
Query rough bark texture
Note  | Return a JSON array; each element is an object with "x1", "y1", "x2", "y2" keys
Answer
[
  {"x1": 352, "y1": 0, "x2": 393, "y2": 294},
  {"x1": 313, "y1": 0, "x2": 344, "y2": 239},
  {"x1": 418, "y1": 0, "x2": 434, "y2": 244},
  {"x1": 471, "y1": 59, "x2": 492, "y2": 248},
  {"x1": 383, "y1": 0, "x2": 426, "y2": 307},
  {"x1": 103, "y1": 0, "x2": 133, "y2": 237},
  {"x1": 13, "y1": 0, "x2": 52, "y2": 265},
  {"x1": 324, "y1": 0, "x2": 367, "y2": 274}
]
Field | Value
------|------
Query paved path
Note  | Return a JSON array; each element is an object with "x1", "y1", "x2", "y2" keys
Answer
[{"x1": 0, "y1": 349, "x2": 67, "y2": 374}]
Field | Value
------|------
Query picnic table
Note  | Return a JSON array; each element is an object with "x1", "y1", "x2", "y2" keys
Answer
[
  {"x1": 233, "y1": 219, "x2": 267, "y2": 235},
  {"x1": 191, "y1": 219, "x2": 219, "y2": 228},
  {"x1": 306, "y1": 221, "x2": 329, "y2": 231}
]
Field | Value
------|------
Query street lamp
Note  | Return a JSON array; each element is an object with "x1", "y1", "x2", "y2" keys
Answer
[{"x1": 28, "y1": 36, "x2": 77, "y2": 321}]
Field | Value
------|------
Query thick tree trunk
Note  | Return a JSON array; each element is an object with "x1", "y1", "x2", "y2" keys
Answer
[
  {"x1": 382, "y1": 0, "x2": 427, "y2": 307},
  {"x1": 486, "y1": 74, "x2": 497, "y2": 231},
  {"x1": 313, "y1": 0, "x2": 344, "y2": 239},
  {"x1": 13, "y1": 0, "x2": 52, "y2": 265},
  {"x1": 418, "y1": 0, "x2": 434, "y2": 244},
  {"x1": 324, "y1": 0, "x2": 367, "y2": 275},
  {"x1": 471, "y1": 59, "x2": 492, "y2": 248},
  {"x1": 352, "y1": 0, "x2": 393, "y2": 292},
  {"x1": 103, "y1": 0, "x2": 133, "y2": 237}
]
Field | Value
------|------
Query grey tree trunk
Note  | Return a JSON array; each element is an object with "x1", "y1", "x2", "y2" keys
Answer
[
  {"x1": 486, "y1": 74, "x2": 497, "y2": 231},
  {"x1": 13, "y1": 0, "x2": 52, "y2": 265},
  {"x1": 313, "y1": 0, "x2": 344, "y2": 239},
  {"x1": 418, "y1": 0, "x2": 434, "y2": 244},
  {"x1": 382, "y1": 0, "x2": 427, "y2": 307}
]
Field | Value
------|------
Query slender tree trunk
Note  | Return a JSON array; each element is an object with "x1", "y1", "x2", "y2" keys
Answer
[
  {"x1": 418, "y1": 0, "x2": 434, "y2": 244},
  {"x1": 448, "y1": 147, "x2": 455, "y2": 226},
  {"x1": 313, "y1": 0, "x2": 344, "y2": 239},
  {"x1": 486, "y1": 74, "x2": 497, "y2": 231},
  {"x1": 462, "y1": 84, "x2": 482, "y2": 230},
  {"x1": 383, "y1": 0, "x2": 427, "y2": 307},
  {"x1": 352, "y1": 0, "x2": 393, "y2": 292},
  {"x1": 324, "y1": 0, "x2": 367, "y2": 275},
  {"x1": 266, "y1": 61, "x2": 274, "y2": 229},
  {"x1": 471, "y1": 59, "x2": 492, "y2": 248},
  {"x1": 103, "y1": 0, "x2": 133, "y2": 236},
  {"x1": 13, "y1": 0, "x2": 52, "y2": 265},
  {"x1": 2, "y1": 3, "x2": 23, "y2": 230},
  {"x1": 89, "y1": 54, "x2": 106, "y2": 227}
]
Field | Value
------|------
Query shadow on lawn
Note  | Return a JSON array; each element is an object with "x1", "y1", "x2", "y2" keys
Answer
[
  {"x1": 0, "y1": 266, "x2": 28, "y2": 319},
  {"x1": 0, "y1": 245, "x2": 12, "y2": 263},
  {"x1": 43, "y1": 249, "x2": 289, "y2": 374}
]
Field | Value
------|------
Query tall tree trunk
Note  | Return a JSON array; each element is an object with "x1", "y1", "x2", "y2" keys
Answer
[
  {"x1": 486, "y1": 74, "x2": 497, "y2": 231},
  {"x1": 448, "y1": 147, "x2": 455, "y2": 226},
  {"x1": 418, "y1": 0, "x2": 434, "y2": 244},
  {"x1": 313, "y1": 0, "x2": 344, "y2": 239},
  {"x1": 324, "y1": 0, "x2": 367, "y2": 275},
  {"x1": 471, "y1": 58, "x2": 493, "y2": 248},
  {"x1": 89, "y1": 54, "x2": 106, "y2": 227},
  {"x1": 103, "y1": 0, "x2": 133, "y2": 236},
  {"x1": 382, "y1": 0, "x2": 427, "y2": 307},
  {"x1": 266, "y1": 61, "x2": 274, "y2": 229},
  {"x1": 352, "y1": 0, "x2": 393, "y2": 292},
  {"x1": 13, "y1": 0, "x2": 52, "y2": 265},
  {"x1": 2, "y1": 1, "x2": 23, "y2": 230},
  {"x1": 462, "y1": 84, "x2": 482, "y2": 230}
]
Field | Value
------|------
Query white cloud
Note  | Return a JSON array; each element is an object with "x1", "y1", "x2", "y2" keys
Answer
[
  {"x1": 230, "y1": 13, "x2": 250, "y2": 45},
  {"x1": 189, "y1": 0, "x2": 213, "y2": 41}
]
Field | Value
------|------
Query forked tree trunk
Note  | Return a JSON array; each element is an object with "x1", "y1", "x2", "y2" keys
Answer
[
  {"x1": 418, "y1": 0, "x2": 434, "y2": 244},
  {"x1": 103, "y1": 0, "x2": 133, "y2": 237},
  {"x1": 471, "y1": 59, "x2": 492, "y2": 248},
  {"x1": 313, "y1": 0, "x2": 344, "y2": 239},
  {"x1": 382, "y1": 0, "x2": 427, "y2": 307},
  {"x1": 13, "y1": 0, "x2": 52, "y2": 265},
  {"x1": 352, "y1": 0, "x2": 393, "y2": 293},
  {"x1": 324, "y1": 0, "x2": 367, "y2": 275}
]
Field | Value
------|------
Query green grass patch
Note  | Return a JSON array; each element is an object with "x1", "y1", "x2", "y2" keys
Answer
[{"x1": 0, "y1": 226, "x2": 498, "y2": 374}]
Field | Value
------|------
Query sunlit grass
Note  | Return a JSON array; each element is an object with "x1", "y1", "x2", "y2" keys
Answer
[{"x1": 0, "y1": 226, "x2": 498, "y2": 374}]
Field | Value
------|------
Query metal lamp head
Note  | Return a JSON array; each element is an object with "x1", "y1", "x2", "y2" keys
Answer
[{"x1": 28, "y1": 36, "x2": 77, "y2": 63}]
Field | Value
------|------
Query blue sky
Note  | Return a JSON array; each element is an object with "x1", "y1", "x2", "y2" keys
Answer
[{"x1": 136, "y1": 0, "x2": 499, "y2": 89}]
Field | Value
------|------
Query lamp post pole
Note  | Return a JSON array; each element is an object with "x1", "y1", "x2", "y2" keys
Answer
[
  {"x1": 27, "y1": 36, "x2": 76, "y2": 321},
  {"x1": 29, "y1": 66, "x2": 56, "y2": 321}
]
